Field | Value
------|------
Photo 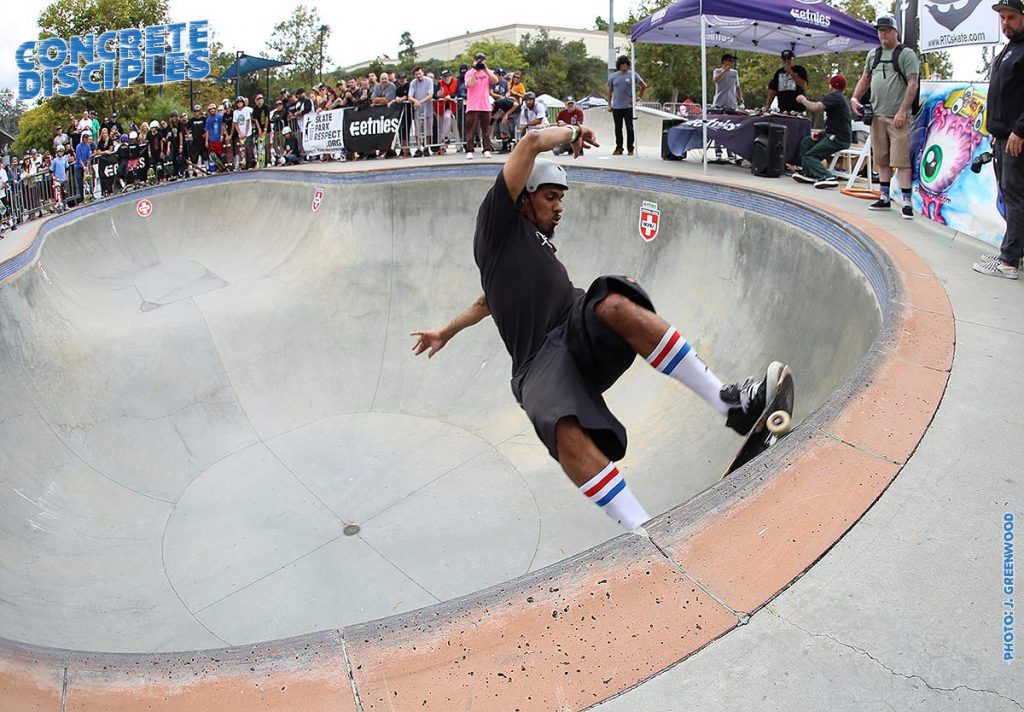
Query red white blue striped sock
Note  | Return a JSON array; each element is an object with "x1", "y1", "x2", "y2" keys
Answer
[
  {"x1": 646, "y1": 327, "x2": 728, "y2": 416},
  {"x1": 579, "y1": 462, "x2": 649, "y2": 530}
]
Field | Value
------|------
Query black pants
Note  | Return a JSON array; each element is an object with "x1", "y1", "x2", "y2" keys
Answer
[
  {"x1": 994, "y1": 136, "x2": 1024, "y2": 266},
  {"x1": 612, "y1": 108, "x2": 635, "y2": 152}
]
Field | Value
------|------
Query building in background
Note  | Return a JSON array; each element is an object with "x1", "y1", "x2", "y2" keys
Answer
[{"x1": 342, "y1": 24, "x2": 629, "y2": 73}]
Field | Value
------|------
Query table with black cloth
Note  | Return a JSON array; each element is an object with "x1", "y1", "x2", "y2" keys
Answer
[{"x1": 666, "y1": 112, "x2": 812, "y2": 165}]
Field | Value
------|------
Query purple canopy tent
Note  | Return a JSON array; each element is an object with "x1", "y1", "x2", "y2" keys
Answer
[{"x1": 629, "y1": 0, "x2": 879, "y2": 168}]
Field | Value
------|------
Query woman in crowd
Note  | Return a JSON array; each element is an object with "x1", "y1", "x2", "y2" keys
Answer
[{"x1": 96, "y1": 127, "x2": 112, "y2": 153}]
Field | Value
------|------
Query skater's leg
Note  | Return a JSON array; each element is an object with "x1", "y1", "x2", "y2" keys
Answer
[
  {"x1": 556, "y1": 417, "x2": 649, "y2": 530},
  {"x1": 594, "y1": 293, "x2": 728, "y2": 415}
]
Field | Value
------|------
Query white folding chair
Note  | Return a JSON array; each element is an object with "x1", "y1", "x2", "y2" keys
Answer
[{"x1": 829, "y1": 121, "x2": 874, "y2": 192}]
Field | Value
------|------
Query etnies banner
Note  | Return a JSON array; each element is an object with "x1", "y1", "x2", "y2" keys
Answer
[
  {"x1": 96, "y1": 152, "x2": 120, "y2": 194},
  {"x1": 301, "y1": 106, "x2": 405, "y2": 155}
]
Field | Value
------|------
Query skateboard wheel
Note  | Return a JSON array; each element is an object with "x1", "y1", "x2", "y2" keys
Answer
[{"x1": 766, "y1": 410, "x2": 791, "y2": 435}]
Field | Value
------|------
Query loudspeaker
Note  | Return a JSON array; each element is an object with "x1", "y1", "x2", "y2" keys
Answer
[
  {"x1": 661, "y1": 118, "x2": 684, "y2": 160},
  {"x1": 751, "y1": 122, "x2": 786, "y2": 177}
]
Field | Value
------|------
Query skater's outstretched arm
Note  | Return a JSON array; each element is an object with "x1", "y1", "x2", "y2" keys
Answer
[
  {"x1": 502, "y1": 124, "x2": 597, "y2": 200},
  {"x1": 411, "y1": 293, "x2": 490, "y2": 358}
]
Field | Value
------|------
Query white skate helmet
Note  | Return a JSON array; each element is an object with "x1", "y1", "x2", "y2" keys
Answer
[{"x1": 525, "y1": 158, "x2": 568, "y2": 193}]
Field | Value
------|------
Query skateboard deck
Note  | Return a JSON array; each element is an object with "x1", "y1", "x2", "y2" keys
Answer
[{"x1": 722, "y1": 364, "x2": 795, "y2": 478}]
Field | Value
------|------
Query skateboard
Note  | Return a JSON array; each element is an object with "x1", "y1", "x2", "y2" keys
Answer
[
  {"x1": 256, "y1": 136, "x2": 267, "y2": 168},
  {"x1": 722, "y1": 363, "x2": 795, "y2": 478}
]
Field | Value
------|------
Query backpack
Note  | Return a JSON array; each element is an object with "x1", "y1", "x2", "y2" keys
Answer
[{"x1": 870, "y1": 44, "x2": 921, "y2": 116}]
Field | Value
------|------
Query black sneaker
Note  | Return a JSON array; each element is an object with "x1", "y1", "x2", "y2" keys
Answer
[
  {"x1": 721, "y1": 362, "x2": 783, "y2": 436},
  {"x1": 868, "y1": 199, "x2": 891, "y2": 211},
  {"x1": 814, "y1": 177, "x2": 839, "y2": 189},
  {"x1": 792, "y1": 173, "x2": 816, "y2": 184},
  {"x1": 901, "y1": 204, "x2": 914, "y2": 220}
]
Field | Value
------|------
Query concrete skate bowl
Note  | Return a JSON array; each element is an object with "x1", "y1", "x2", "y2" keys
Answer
[{"x1": 0, "y1": 166, "x2": 952, "y2": 711}]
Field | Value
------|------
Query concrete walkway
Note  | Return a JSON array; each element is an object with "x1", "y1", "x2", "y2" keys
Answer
[{"x1": 588, "y1": 154, "x2": 1024, "y2": 709}]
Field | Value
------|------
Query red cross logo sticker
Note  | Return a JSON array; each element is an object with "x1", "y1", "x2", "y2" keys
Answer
[
  {"x1": 136, "y1": 199, "x2": 153, "y2": 218},
  {"x1": 311, "y1": 187, "x2": 324, "y2": 213},
  {"x1": 639, "y1": 201, "x2": 660, "y2": 242}
]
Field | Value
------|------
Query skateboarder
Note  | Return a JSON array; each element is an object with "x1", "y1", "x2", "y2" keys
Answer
[{"x1": 411, "y1": 123, "x2": 780, "y2": 531}]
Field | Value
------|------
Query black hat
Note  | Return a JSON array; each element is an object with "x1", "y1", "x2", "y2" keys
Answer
[
  {"x1": 722, "y1": 53, "x2": 736, "y2": 62},
  {"x1": 459, "y1": 64, "x2": 469, "y2": 72},
  {"x1": 781, "y1": 49, "x2": 795, "y2": 59},
  {"x1": 397, "y1": 71, "x2": 407, "y2": 79},
  {"x1": 474, "y1": 52, "x2": 485, "y2": 60},
  {"x1": 992, "y1": 0, "x2": 1024, "y2": 11},
  {"x1": 296, "y1": 88, "x2": 305, "y2": 94},
  {"x1": 440, "y1": 69, "x2": 452, "y2": 77},
  {"x1": 280, "y1": 88, "x2": 289, "y2": 94},
  {"x1": 524, "y1": 91, "x2": 536, "y2": 100}
]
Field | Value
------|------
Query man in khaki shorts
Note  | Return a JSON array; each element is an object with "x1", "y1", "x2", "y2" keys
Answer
[{"x1": 851, "y1": 15, "x2": 920, "y2": 219}]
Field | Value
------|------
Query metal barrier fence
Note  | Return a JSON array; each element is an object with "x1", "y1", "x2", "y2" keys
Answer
[{"x1": 0, "y1": 97, "x2": 537, "y2": 233}]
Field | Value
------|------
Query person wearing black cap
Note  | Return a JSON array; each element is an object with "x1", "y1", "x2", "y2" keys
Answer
[
  {"x1": 973, "y1": 0, "x2": 1024, "y2": 278},
  {"x1": 764, "y1": 50, "x2": 808, "y2": 113},
  {"x1": 713, "y1": 54, "x2": 743, "y2": 111},
  {"x1": 851, "y1": 16, "x2": 920, "y2": 218},
  {"x1": 518, "y1": 92, "x2": 547, "y2": 134}
]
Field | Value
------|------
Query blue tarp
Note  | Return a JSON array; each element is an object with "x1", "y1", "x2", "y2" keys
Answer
[{"x1": 216, "y1": 54, "x2": 290, "y2": 82}]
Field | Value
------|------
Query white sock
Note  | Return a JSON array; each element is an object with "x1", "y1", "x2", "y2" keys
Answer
[
  {"x1": 579, "y1": 462, "x2": 649, "y2": 530},
  {"x1": 646, "y1": 327, "x2": 728, "y2": 416}
]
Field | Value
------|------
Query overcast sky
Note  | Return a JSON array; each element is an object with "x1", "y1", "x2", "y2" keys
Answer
[{"x1": 2, "y1": 0, "x2": 992, "y2": 100}]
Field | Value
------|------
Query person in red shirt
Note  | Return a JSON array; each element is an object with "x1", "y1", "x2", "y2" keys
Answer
[
  {"x1": 433, "y1": 68, "x2": 460, "y2": 154},
  {"x1": 553, "y1": 97, "x2": 586, "y2": 155},
  {"x1": 556, "y1": 97, "x2": 584, "y2": 126}
]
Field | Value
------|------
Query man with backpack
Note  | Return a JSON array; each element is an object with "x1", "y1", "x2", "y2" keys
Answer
[{"x1": 851, "y1": 15, "x2": 920, "y2": 219}]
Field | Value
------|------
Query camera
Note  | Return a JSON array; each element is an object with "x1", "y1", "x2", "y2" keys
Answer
[
  {"x1": 971, "y1": 151, "x2": 993, "y2": 173},
  {"x1": 475, "y1": 62, "x2": 485, "y2": 70},
  {"x1": 859, "y1": 102, "x2": 874, "y2": 126}
]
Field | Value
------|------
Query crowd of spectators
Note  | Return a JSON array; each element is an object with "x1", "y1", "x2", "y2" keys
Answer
[{"x1": 0, "y1": 53, "x2": 581, "y2": 236}]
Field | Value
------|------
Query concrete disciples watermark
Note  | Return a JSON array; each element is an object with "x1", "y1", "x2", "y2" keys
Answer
[{"x1": 1004, "y1": 512, "x2": 1016, "y2": 661}]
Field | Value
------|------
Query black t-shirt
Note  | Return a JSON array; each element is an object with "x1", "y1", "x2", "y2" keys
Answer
[
  {"x1": 117, "y1": 144, "x2": 130, "y2": 162},
  {"x1": 473, "y1": 172, "x2": 578, "y2": 375},
  {"x1": 270, "y1": 107, "x2": 286, "y2": 130},
  {"x1": 251, "y1": 104, "x2": 270, "y2": 132},
  {"x1": 822, "y1": 91, "x2": 852, "y2": 144},
  {"x1": 147, "y1": 130, "x2": 162, "y2": 155},
  {"x1": 769, "y1": 66, "x2": 809, "y2": 112},
  {"x1": 189, "y1": 116, "x2": 206, "y2": 142},
  {"x1": 166, "y1": 124, "x2": 181, "y2": 153}
]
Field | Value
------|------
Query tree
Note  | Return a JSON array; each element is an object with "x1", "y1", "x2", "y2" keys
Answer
[
  {"x1": 37, "y1": 0, "x2": 169, "y2": 39},
  {"x1": 33, "y1": 0, "x2": 172, "y2": 125},
  {"x1": 0, "y1": 90, "x2": 28, "y2": 136},
  {"x1": 267, "y1": 5, "x2": 331, "y2": 87},
  {"x1": 514, "y1": 31, "x2": 608, "y2": 99},
  {"x1": 12, "y1": 102, "x2": 63, "y2": 155},
  {"x1": 452, "y1": 40, "x2": 526, "y2": 78},
  {"x1": 398, "y1": 32, "x2": 417, "y2": 63}
]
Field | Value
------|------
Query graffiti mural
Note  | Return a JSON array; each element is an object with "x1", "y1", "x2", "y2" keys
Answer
[{"x1": 912, "y1": 82, "x2": 1004, "y2": 246}]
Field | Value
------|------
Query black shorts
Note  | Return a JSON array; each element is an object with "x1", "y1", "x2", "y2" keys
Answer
[{"x1": 514, "y1": 275, "x2": 655, "y2": 463}]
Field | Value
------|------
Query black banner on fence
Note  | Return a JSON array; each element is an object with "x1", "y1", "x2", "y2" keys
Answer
[
  {"x1": 96, "y1": 152, "x2": 120, "y2": 194},
  {"x1": 301, "y1": 106, "x2": 405, "y2": 155}
]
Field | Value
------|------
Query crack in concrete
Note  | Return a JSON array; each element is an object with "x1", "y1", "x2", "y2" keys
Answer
[
  {"x1": 769, "y1": 609, "x2": 1024, "y2": 710},
  {"x1": 635, "y1": 526, "x2": 750, "y2": 626}
]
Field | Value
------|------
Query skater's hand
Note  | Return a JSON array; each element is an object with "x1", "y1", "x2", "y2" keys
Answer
[
  {"x1": 572, "y1": 126, "x2": 599, "y2": 158},
  {"x1": 410, "y1": 330, "x2": 449, "y2": 358}
]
